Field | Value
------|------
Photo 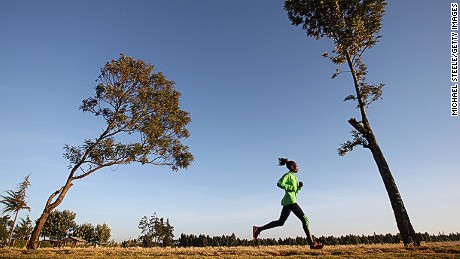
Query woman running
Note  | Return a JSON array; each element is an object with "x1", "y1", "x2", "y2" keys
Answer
[{"x1": 253, "y1": 158, "x2": 323, "y2": 249}]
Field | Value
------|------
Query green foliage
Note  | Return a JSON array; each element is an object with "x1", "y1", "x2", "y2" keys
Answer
[
  {"x1": 284, "y1": 0, "x2": 387, "y2": 155},
  {"x1": 73, "y1": 222, "x2": 95, "y2": 242},
  {"x1": 138, "y1": 212, "x2": 174, "y2": 247},
  {"x1": 38, "y1": 240, "x2": 53, "y2": 248},
  {"x1": 13, "y1": 215, "x2": 33, "y2": 240},
  {"x1": 0, "y1": 175, "x2": 31, "y2": 215},
  {"x1": 0, "y1": 215, "x2": 11, "y2": 245},
  {"x1": 285, "y1": 0, "x2": 386, "y2": 60},
  {"x1": 337, "y1": 129, "x2": 369, "y2": 156},
  {"x1": 285, "y1": 0, "x2": 386, "y2": 107},
  {"x1": 41, "y1": 209, "x2": 77, "y2": 240},
  {"x1": 121, "y1": 238, "x2": 142, "y2": 247},
  {"x1": 95, "y1": 223, "x2": 111, "y2": 244},
  {"x1": 72, "y1": 222, "x2": 111, "y2": 244},
  {"x1": 64, "y1": 54, "x2": 193, "y2": 180},
  {"x1": 0, "y1": 174, "x2": 31, "y2": 245},
  {"x1": 12, "y1": 239, "x2": 28, "y2": 248}
]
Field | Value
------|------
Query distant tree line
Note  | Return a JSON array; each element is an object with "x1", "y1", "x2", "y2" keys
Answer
[
  {"x1": 120, "y1": 214, "x2": 460, "y2": 248},
  {"x1": 175, "y1": 232, "x2": 460, "y2": 247},
  {"x1": 178, "y1": 233, "x2": 245, "y2": 247},
  {"x1": 314, "y1": 232, "x2": 460, "y2": 246},
  {"x1": 119, "y1": 232, "x2": 460, "y2": 248}
]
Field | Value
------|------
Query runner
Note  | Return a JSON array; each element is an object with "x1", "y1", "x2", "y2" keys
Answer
[{"x1": 253, "y1": 158, "x2": 323, "y2": 249}]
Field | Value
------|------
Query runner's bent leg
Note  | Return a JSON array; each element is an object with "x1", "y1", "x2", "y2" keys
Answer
[
  {"x1": 258, "y1": 206, "x2": 291, "y2": 232},
  {"x1": 290, "y1": 203, "x2": 314, "y2": 246}
]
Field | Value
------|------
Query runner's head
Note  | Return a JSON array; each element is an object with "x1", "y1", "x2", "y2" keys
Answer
[{"x1": 278, "y1": 158, "x2": 298, "y2": 173}]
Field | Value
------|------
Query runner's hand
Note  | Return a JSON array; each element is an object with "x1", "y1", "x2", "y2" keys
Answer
[{"x1": 298, "y1": 181, "x2": 303, "y2": 188}]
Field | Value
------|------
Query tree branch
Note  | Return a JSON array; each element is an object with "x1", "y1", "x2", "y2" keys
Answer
[
  {"x1": 68, "y1": 119, "x2": 117, "y2": 179},
  {"x1": 345, "y1": 50, "x2": 371, "y2": 128},
  {"x1": 72, "y1": 163, "x2": 113, "y2": 180},
  {"x1": 46, "y1": 182, "x2": 74, "y2": 210},
  {"x1": 45, "y1": 186, "x2": 64, "y2": 207},
  {"x1": 348, "y1": 118, "x2": 368, "y2": 136}
]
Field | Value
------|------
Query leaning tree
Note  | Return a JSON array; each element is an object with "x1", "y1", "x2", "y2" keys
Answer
[
  {"x1": 28, "y1": 54, "x2": 194, "y2": 249},
  {"x1": 284, "y1": 0, "x2": 419, "y2": 246},
  {"x1": 0, "y1": 174, "x2": 31, "y2": 246}
]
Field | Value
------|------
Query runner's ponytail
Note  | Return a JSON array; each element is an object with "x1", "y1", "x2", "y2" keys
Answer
[
  {"x1": 278, "y1": 157, "x2": 298, "y2": 172},
  {"x1": 278, "y1": 158, "x2": 289, "y2": 166}
]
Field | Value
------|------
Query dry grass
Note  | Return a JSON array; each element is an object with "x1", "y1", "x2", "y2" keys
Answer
[{"x1": 1, "y1": 242, "x2": 459, "y2": 258}]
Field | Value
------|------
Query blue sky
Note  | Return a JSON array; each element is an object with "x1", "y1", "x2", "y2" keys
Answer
[{"x1": 1, "y1": 0, "x2": 459, "y2": 242}]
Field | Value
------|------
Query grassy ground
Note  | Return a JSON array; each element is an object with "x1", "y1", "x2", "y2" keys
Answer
[{"x1": 1, "y1": 242, "x2": 459, "y2": 258}]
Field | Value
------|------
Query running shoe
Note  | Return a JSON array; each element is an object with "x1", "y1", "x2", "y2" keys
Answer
[{"x1": 310, "y1": 243, "x2": 324, "y2": 249}]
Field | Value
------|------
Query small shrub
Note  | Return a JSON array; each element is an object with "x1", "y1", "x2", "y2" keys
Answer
[
  {"x1": 14, "y1": 240, "x2": 28, "y2": 248},
  {"x1": 39, "y1": 241, "x2": 53, "y2": 248}
]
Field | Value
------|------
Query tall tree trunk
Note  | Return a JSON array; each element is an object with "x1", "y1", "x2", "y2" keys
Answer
[
  {"x1": 27, "y1": 181, "x2": 73, "y2": 249},
  {"x1": 7, "y1": 210, "x2": 19, "y2": 246},
  {"x1": 28, "y1": 127, "x2": 105, "y2": 249},
  {"x1": 27, "y1": 210, "x2": 51, "y2": 249},
  {"x1": 365, "y1": 134, "x2": 420, "y2": 246},
  {"x1": 345, "y1": 52, "x2": 419, "y2": 246}
]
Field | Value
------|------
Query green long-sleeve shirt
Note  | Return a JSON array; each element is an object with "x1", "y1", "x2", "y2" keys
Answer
[{"x1": 277, "y1": 171, "x2": 301, "y2": 206}]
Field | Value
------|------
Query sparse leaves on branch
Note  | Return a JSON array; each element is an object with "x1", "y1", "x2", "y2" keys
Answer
[{"x1": 338, "y1": 129, "x2": 369, "y2": 156}]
